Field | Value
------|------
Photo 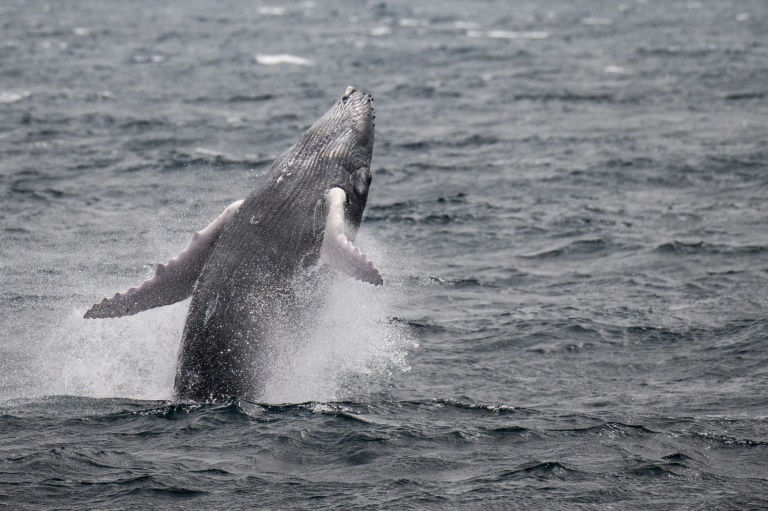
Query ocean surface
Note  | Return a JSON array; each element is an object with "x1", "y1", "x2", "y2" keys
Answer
[{"x1": 1, "y1": 0, "x2": 767, "y2": 509}]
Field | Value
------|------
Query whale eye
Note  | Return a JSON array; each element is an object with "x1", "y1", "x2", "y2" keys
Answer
[{"x1": 352, "y1": 167, "x2": 372, "y2": 198}]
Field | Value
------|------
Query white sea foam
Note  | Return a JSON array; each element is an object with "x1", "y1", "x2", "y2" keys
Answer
[
  {"x1": 255, "y1": 54, "x2": 313, "y2": 66},
  {"x1": 605, "y1": 65, "x2": 632, "y2": 75},
  {"x1": 194, "y1": 147, "x2": 225, "y2": 157},
  {"x1": 131, "y1": 54, "x2": 165, "y2": 64},
  {"x1": 399, "y1": 18, "x2": 427, "y2": 28},
  {"x1": 467, "y1": 30, "x2": 550, "y2": 40},
  {"x1": 0, "y1": 91, "x2": 31, "y2": 104},
  {"x1": 370, "y1": 26, "x2": 392, "y2": 37},
  {"x1": 257, "y1": 6, "x2": 286, "y2": 16}
]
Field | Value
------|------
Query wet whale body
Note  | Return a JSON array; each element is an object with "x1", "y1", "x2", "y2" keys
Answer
[{"x1": 85, "y1": 86, "x2": 381, "y2": 402}]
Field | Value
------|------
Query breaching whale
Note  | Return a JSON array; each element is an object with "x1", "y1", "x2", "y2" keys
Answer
[{"x1": 85, "y1": 86, "x2": 381, "y2": 402}]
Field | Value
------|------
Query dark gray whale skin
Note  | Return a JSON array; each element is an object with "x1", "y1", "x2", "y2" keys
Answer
[{"x1": 175, "y1": 87, "x2": 375, "y2": 402}]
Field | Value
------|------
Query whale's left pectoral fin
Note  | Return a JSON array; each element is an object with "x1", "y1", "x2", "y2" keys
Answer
[
  {"x1": 84, "y1": 199, "x2": 244, "y2": 319},
  {"x1": 320, "y1": 187, "x2": 383, "y2": 285}
]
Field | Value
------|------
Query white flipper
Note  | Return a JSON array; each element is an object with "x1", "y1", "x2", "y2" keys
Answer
[
  {"x1": 320, "y1": 187, "x2": 383, "y2": 285},
  {"x1": 84, "y1": 200, "x2": 244, "y2": 319}
]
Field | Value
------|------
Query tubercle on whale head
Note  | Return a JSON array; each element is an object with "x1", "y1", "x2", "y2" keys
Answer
[
  {"x1": 306, "y1": 85, "x2": 375, "y2": 172},
  {"x1": 337, "y1": 85, "x2": 375, "y2": 151}
]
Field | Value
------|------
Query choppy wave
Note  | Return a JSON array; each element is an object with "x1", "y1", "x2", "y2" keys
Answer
[
  {"x1": 2, "y1": 0, "x2": 768, "y2": 508},
  {"x1": 2, "y1": 396, "x2": 768, "y2": 508}
]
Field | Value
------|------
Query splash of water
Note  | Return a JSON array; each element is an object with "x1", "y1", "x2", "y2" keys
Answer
[
  {"x1": 256, "y1": 230, "x2": 417, "y2": 403},
  {"x1": 261, "y1": 268, "x2": 414, "y2": 402},
  {"x1": 38, "y1": 302, "x2": 186, "y2": 401},
  {"x1": 8, "y1": 230, "x2": 415, "y2": 403}
]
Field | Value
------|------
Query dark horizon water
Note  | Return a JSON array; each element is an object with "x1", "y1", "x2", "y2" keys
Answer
[{"x1": 2, "y1": 1, "x2": 768, "y2": 509}]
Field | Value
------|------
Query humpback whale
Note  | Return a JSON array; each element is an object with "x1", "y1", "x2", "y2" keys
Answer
[{"x1": 85, "y1": 86, "x2": 381, "y2": 402}]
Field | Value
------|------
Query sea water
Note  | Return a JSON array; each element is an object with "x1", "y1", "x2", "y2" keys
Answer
[{"x1": 1, "y1": 1, "x2": 767, "y2": 509}]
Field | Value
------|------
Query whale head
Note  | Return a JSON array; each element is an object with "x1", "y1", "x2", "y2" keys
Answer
[
  {"x1": 278, "y1": 86, "x2": 374, "y2": 230},
  {"x1": 296, "y1": 86, "x2": 375, "y2": 174},
  {"x1": 334, "y1": 85, "x2": 375, "y2": 158}
]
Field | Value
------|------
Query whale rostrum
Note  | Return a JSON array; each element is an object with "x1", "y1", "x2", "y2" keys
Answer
[{"x1": 85, "y1": 86, "x2": 381, "y2": 402}]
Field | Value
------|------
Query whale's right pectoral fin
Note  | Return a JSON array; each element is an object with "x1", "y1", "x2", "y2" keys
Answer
[
  {"x1": 84, "y1": 200, "x2": 244, "y2": 319},
  {"x1": 320, "y1": 187, "x2": 383, "y2": 285}
]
